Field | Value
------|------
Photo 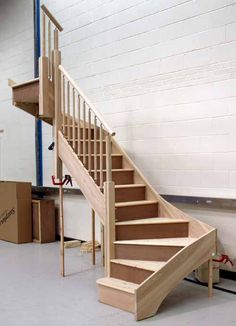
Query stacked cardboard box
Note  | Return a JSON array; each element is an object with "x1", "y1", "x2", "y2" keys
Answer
[{"x1": 0, "y1": 181, "x2": 32, "y2": 243}]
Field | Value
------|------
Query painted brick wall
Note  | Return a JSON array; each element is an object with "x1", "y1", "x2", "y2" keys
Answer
[
  {"x1": 0, "y1": 0, "x2": 35, "y2": 183},
  {"x1": 43, "y1": 0, "x2": 236, "y2": 199}
]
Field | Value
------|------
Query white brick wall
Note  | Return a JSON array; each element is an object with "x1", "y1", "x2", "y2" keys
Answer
[
  {"x1": 0, "y1": 0, "x2": 100, "y2": 241},
  {"x1": 43, "y1": 0, "x2": 236, "y2": 198},
  {"x1": 2, "y1": 1, "x2": 234, "y2": 242},
  {"x1": 0, "y1": 0, "x2": 35, "y2": 183}
]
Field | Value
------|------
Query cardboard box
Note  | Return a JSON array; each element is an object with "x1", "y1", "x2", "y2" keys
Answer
[
  {"x1": 32, "y1": 199, "x2": 56, "y2": 243},
  {"x1": 0, "y1": 181, "x2": 32, "y2": 243}
]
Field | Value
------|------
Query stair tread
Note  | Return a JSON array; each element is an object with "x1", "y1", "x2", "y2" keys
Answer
[
  {"x1": 115, "y1": 200, "x2": 157, "y2": 208},
  {"x1": 114, "y1": 237, "x2": 197, "y2": 246},
  {"x1": 116, "y1": 217, "x2": 188, "y2": 226},
  {"x1": 12, "y1": 77, "x2": 39, "y2": 88},
  {"x1": 110, "y1": 259, "x2": 166, "y2": 271},
  {"x1": 114, "y1": 184, "x2": 145, "y2": 189},
  {"x1": 66, "y1": 139, "x2": 106, "y2": 142},
  {"x1": 83, "y1": 154, "x2": 122, "y2": 157},
  {"x1": 96, "y1": 277, "x2": 139, "y2": 293},
  {"x1": 91, "y1": 168, "x2": 133, "y2": 172}
]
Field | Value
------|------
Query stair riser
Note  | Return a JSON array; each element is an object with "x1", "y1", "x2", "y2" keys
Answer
[
  {"x1": 98, "y1": 285, "x2": 135, "y2": 313},
  {"x1": 83, "y1": 155, "x2": 122, "y2": 170},
  {"x1": 116, "y1": 222, "x2": 189, "y2": 240},
  {"x1": 13, "y1": 81, "x2": 39, "y2": 104},
  {"x1": 68, "y1": 140, "x2": 106, "y2": 154},
  {"x1": 115, "y1": 244, "x2": 183, "y2": 261},
  {"x1": 92, "y1": 171, "x2": 134, "y2": 186},
  {"x1": 110, "y1": 263, "x2": 153, "y2": 284},
  {"x1": 115, "y1": 203, "x2": 158, "y2": 222},
  {"x1": 115, "y1": 186, "x2": 146, "y2": 202}
]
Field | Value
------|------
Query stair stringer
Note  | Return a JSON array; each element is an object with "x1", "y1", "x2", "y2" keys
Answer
[
  {"x1": 58, "y1": 131, "x2": 106, "y2": 223},
  {"x1": 134, "y1": 229, "x2": 216, "y2": 321}
]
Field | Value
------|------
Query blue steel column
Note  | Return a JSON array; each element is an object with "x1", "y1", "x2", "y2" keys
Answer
[{"x1": 34, "y1": 0, "x2": 43, "y2": 186}]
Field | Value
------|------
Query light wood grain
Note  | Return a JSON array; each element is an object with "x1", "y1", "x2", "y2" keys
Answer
[
  {"x1": 110, "y1": 259, "x2": 166, "y2": 272},
  {"x1": 41, "y1": 4, "x2": 63, "y2": 31},
  {"x1": 135, "y1": 230, "x2": 216, "y2": 320},
  {"x1": 58, "y1": 131, "x2": 106, "y2": 222},
  {"x1": 97, "y1": 277, "x2": 139, "y2": 293},
  {"x1": 114, "y1": 238, "x2": 197, "y2": 246},
  {"x1": 116, "y1": 217, "x2": 188, "y2": 226},
  {"x1": 104, "y1": 181, "x2": 115, "y2": 276}
]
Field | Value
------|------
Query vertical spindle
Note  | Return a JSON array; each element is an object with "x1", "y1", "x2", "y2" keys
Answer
[
  {"x1": 94, "y1": 116, "x2": 97, "y2": 182},
  {"x1": 100, "y1": 123, "x2": 103, "y2": 188},
  {"x1": 88, "y1": 109, "x2": 92, "y2": 173},
  {"x1": 48, "y1": 20, "x2": 51, "y2": 79},
  {"x1": 72, "y1": 88, "x2": 76, "y2": 150},
  {"x1": 77, "y1": 95, "x2": 81, "y2": 157},
  {"x1": 67, "y1": 81, "x2": 70, "y2": 140},
  {"x1": 62, "y1": 75, "x2": 65, "y2": 134},
  {"x1": 83, "y1": 101, "x2": 86, "y2": 165},
  {"x1": 42, "y1": 13, "x2": 46, "y2": 56}
]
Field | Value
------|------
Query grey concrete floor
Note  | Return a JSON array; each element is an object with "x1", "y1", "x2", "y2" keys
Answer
[{"x1": 0, "y1": 240, "x2": 235, "y2": 326}]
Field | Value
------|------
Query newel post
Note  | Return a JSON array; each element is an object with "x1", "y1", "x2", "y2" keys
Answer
[
  {"x1": 53, "y1": 29, "x2": 62, "y2": 179},
  {"x1": 104, "y1": 134, "x2": 115, "y2": 277}
]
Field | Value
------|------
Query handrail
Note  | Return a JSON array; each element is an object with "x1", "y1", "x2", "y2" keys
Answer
[
  {"x1": 59, "y1": 65, "x2": 115, "y2": 136},
  {"x1": 58, "y1": 64, "x2": 116, "y2": 192},
  {"x1": 41, "y1": 5, "x2": 63, "y2": 31},
  {"x1": 40, "y1": 5, "x2": 63, "y2": 81}
]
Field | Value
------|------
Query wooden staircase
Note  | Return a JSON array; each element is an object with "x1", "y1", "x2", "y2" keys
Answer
[{"x1": 9, "y1": 5, "x2": 217, "y2": 321}]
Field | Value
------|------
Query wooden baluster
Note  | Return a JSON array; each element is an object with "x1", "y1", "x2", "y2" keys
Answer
[
  {"x1": 88, "y1": 109, "x2": 92, "y2": 173},
  {"x1": 72, "y1": 88, "x2": 76, "y2": 151},
  {"x1": 104, "y1": 134, "x2": 115, "y2": 276},
  {"x1": 59, "y1": 183, "x2": 65, "y2": 277},
  {"x1": 42, "y1": 13, "x2": 46, "y2": 56},
  {"x1": 104, "y1": 182, "x2": 115, "y2": 276},
  {"x1": 99, "y1": 123, "x2": 103, "y2": 188},
  {"x1": 67, "y1": 81, "x2": 70, "y2": 140},
  {"x1": 83, "y1": 101, "x2": 86, "y2": 165},
  {"x1": 106, "y1": 134, "x2": 112, "y2": 182},
  {"x1": 54, "y1": 28, "x2": 58, "y2": 50},
  {"x1": 62, "y1": 76, "x2": 65, "y2": 134},
  {"x1": 48, "y1": 20, "x2": 51, "y2": 79},
  {"x1": 77, "y1": 95, "x2": 81, "y2": 157},
  {"x1": 92, "y1": 209, "x2": 96, "y2": 265},
  {"x1": 94, "y1": 116, "x2": 97, "y2": 182}
]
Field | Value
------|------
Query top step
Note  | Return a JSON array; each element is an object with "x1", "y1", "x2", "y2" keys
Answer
[
  {"x1": 10, "y1": 78, "x2": 53, "y2": 124},
  {"x1": 11, "y1": 78, "x2": 39, "y2": 114}
]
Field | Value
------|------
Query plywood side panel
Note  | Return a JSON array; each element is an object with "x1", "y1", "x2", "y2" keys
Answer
[{"x1": 135, "y1": 230, "x2": 217, "y2": 320}]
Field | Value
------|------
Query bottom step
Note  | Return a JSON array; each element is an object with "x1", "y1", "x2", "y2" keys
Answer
[{"x1": 97, "y1": 277, "x2": 138, "y2": 313}]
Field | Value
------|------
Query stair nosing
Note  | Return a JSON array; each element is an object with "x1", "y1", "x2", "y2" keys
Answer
[
  {"x1": 114, "y1": 184, "x2": 145, "y2": 189},
  {"x1": 115, "y1": 217, "x2": 189, "y2": 226},
  {"x1": 96, "y1": 277, "x2": 138, "y2": 293},
  {"x1": 91, "y1": 168, "x2": 133, "y2": 172},
  {"x1": 114, "y1": 238, "x2": 197, "y2": 247},
  {"x1": 115, "y1": 200, "x2": 158, "y2": 208}
]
